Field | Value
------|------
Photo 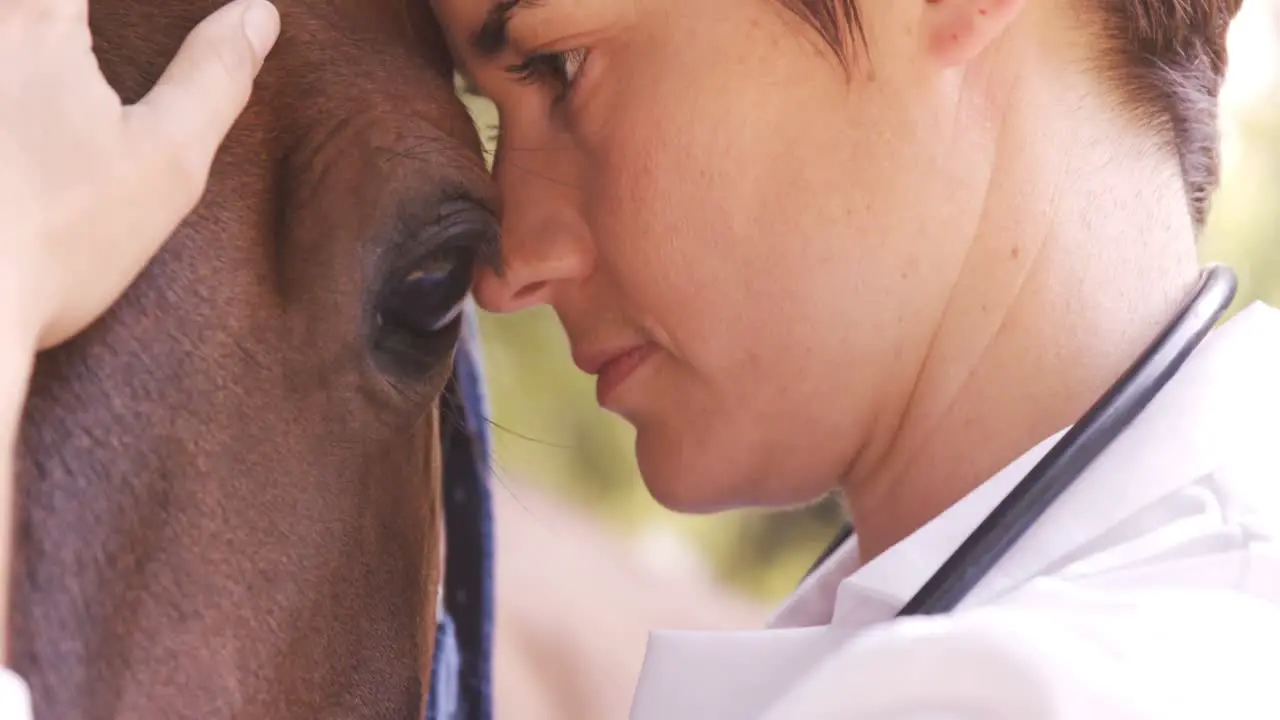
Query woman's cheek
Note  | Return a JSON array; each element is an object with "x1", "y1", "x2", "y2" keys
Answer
[
  {"x1": 575, "y1": 51, "x2": 761, "y2": 326},
  {"x1": 593, "y1": 146, "x2": 752, "y2": 372}
]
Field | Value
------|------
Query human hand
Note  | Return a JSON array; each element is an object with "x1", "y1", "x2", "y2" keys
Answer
[{"x1": 0, "y1": 0, "x2": 281, "y2": 351}]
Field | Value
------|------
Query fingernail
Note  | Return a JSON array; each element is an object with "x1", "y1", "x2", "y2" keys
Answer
[{"x1": 242, "y1": 0, "x2": 281, "y2": 58}]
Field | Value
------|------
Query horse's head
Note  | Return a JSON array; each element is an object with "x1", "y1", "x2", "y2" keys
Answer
[{"x1": 12, "y1": 1, "x2": 495, "y2": 717}]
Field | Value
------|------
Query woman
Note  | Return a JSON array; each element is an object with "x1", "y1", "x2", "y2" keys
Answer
[
  {"x1": 435, "y1": 0, "x2": 1280, "y2": 716},
  {"x1": 0, "y1": 0, "x2": 279, "y2": 715}
]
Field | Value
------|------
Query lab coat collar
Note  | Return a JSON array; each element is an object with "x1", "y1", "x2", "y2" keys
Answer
[
  {"x1": 802, "y1": 299, "x2": 1280, "y2": 620},
  {"x1": 632, "y1": 300, "x2": 1280, "y2": 719},
  {"x1": 766, "y1": 426, "x2": 1068, "y2": 629}
]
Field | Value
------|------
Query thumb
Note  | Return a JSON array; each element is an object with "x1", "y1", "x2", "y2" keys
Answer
[{"x1": 123, "y1": 0, "x2": 280, "y2": 210}]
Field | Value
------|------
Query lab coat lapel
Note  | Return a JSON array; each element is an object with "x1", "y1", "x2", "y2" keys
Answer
[
  {"x1": 630, "y1": 626, "x2": 841, "y2": 720},
  {"x1": 818, "y1": 301, "x2": 1280, "y2": 615},
  {"x1": 963, "y1": 300, "x2": 1280, "y2": 605}
]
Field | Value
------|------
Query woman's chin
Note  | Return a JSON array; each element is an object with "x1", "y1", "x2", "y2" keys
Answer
[
  {"x1": 634, "y1": 433, "x2": 710, "y2": 513},
  {"x1": 638, "y1": 471, "x2": 733, "y2": 515},
  {"x1": 634, "y1": 424, "x2": 763, "y2": 514},
  {"x1": 634, "y1": 419, "x2": 836, "y2": 514}
]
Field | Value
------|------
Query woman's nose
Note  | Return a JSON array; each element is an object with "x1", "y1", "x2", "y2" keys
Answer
[
  {"x1": 473, "y1": 145, "x2": 593, "y2": 313},
  {"x1": 472, "y1": 208, "x2": 593, "y2": 313}
]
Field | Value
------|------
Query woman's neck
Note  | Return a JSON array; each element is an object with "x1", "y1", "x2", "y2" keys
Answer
[{"x1": 838, "y1": 91, "x2": 1203, "y2": 562}]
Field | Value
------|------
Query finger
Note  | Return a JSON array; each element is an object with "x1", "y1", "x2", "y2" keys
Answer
[
  {"x1": 122, "y1": 0, "x2": 279, "y2": 213},
  {"x1": 2, "y1": 0, "x2": 88, "y2": 29}
]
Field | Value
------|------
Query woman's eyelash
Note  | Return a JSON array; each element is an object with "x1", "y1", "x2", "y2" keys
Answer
[
  {"x1": 505, "y1": 54, "x2": 551, "y2": 84},
  {"x1": 504, "y1": 49, "x2": 588, "y2": 100}
]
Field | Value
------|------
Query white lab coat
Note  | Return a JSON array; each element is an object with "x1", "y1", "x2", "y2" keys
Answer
[{"x1": 630, "y1": 301, "x2": 1280, "y2": 719}]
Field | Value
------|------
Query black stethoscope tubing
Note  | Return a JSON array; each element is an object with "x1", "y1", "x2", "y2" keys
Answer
[{"x1": 803, "y1": 264, "x2": 1239, "y2": 617}]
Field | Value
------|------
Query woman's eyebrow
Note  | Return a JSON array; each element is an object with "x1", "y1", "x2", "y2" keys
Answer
[{"x1": 471, "y1": 0, "x2": 538, "y2": 57}]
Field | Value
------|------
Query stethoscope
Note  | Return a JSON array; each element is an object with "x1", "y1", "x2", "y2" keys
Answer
[{"x1": 805, "y1": 263, "x2": 1240, "y2": 617}]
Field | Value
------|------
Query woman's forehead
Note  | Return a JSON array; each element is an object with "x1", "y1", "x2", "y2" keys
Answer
[
  {"x1": 429, "y1": 0, "x2": 496, "y2": 39},
  {"x1": 433, "y1": 0, "x2": 528, "y2": 31},
  {"x1": 434, "y1": 0, "x2": 630, "y2": 49}
]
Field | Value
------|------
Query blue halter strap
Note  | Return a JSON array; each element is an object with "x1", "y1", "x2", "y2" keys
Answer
[{"x1": 426, "y1": 302, "x2": 494, "y2": 720}]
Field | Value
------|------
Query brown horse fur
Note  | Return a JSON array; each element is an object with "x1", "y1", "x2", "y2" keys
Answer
[{"x1": 11, "y1": 1, "x2": 496, "y2": 717}]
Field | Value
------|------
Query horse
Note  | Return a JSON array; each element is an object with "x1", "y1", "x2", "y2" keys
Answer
[{"x1": 10, "y1": 0, "x2": 497, "y2": 717}]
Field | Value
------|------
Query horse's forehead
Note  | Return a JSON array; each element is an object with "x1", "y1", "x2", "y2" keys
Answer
[
  {"x1": 98, "y1": 0, "x2": 459, "y2": 111},
  {"x1": 141, "y1": 0, "x2": 487, "y2": 270},
  {"x1": 279, "y1": 0, "x2": 454, "y2": 67}
]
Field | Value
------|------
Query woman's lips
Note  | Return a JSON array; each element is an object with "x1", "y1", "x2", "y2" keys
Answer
[{"x1": 593, "y1": 344, "x2": 658, "y2": 407}]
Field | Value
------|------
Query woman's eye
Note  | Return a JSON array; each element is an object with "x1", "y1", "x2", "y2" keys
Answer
[
  {"x1": 378, "y1": 252, "x2": 473, "y2": 338},
  {"x1": 506, "y1": 48, "x2": 589, "y2": 101}
]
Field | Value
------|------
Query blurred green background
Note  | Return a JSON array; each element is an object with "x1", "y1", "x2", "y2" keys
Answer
[{"x1": 462, "y1": 8, "x2": 1280, "y2": 603}]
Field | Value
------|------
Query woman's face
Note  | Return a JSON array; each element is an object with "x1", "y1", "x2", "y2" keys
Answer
[{"x1": 435, "y1": 0, "x2": 1012, "y2": 511}]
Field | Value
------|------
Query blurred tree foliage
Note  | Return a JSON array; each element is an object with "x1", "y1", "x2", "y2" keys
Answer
[{"x1": 460, "y1": 10, "x2": 1280, "y2": 601}]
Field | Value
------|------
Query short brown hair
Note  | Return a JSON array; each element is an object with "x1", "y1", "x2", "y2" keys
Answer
[{"x1": 781, "y1": 0, "x2": 1244, "y2": 231}]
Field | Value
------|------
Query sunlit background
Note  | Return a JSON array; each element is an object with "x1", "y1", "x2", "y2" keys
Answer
[{"x1": 462, "y1": 5, "x2": 1280, "y2": 715}]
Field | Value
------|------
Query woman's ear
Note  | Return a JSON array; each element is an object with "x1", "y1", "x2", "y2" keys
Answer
[{"x1": 921, "y1": 0, "x2": 1025, "y2": 66}]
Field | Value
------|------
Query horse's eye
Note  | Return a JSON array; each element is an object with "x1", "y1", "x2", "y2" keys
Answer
[{"x1": 378, "y1": 248, "x2": 473, "y2": 338}]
